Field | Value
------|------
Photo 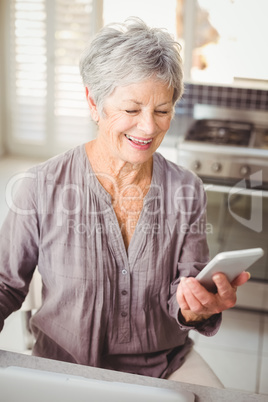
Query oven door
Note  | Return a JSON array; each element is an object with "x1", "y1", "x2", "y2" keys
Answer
[{"x1": 204, "y1": 183, "x2": 268, "y2": 283}]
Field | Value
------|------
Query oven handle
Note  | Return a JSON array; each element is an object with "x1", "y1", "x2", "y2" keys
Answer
[{"x1": 204, "y1": 184, "x2": 268, "y2": 198}]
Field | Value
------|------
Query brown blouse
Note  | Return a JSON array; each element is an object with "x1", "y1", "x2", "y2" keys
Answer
[{"x1": 0, "y1": 145, "x2": 221, "y2": 378}]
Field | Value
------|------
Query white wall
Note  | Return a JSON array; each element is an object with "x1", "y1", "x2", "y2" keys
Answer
[{"x1": 0, "y1": 0, "x2": 6, "y2": 156}]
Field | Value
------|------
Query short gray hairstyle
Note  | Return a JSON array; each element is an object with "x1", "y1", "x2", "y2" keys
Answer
[{"x1": 79, "y1": 18, "x2": 184, "y2": 113}]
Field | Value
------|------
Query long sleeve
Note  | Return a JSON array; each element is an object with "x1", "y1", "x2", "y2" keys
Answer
[
  {"x1": 167, "y1": 174, "x2": 222, "y2": 336},
  {"x1": 0, "y1": 169, "x2": 39, "y2": 331}
]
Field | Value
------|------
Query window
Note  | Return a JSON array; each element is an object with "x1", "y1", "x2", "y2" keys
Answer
[
  {"x1": 6, "y1": 0, "x2": 181, "y2": 158},
  {"x1": 7, "y1": 0, "x2": 101, "y2": 158},
  {"x1": 10, "y1": 0, "x2": 47, "y2": 144}
]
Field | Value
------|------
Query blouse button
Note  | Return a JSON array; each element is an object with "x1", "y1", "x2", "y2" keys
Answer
[
  {"x1": 121, "y1": 312, "x2": 127, "y2": 317},
  {"x1": 121, "y1": 269, "x2": 127, "y2": 275},
  {"x1": 121, "y1": 290, "x2": 128, "y2": 295}
]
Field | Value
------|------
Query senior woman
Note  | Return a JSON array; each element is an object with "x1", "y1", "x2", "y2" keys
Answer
[{"x1": 0, "y1": 18, "x2": 249, "y2": 383}]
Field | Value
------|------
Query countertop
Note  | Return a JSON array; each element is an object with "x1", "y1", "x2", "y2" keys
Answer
[{"x1": 0, "y1": 349, "x2": 267, "y2": 401}]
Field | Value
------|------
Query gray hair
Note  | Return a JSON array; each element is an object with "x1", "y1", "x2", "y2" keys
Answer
[{"x1": 79, "y1": 18, "x2": 184, "y2": 113}]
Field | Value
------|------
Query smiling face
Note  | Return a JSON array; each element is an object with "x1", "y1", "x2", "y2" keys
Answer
[{"x1": 86, "y1": 79, "x2": 174, "y2": 167}]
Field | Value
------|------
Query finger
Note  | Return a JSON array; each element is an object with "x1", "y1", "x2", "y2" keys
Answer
[
  {"x1": 176, "y1": 281, "x2": 190, "y2": 310},
  {"x1": 213, "y1": 273, "x2": 233, "y2": 294},
  {"x1": 213, "y1": 273, "x2": 237, "y2": 308},
  {"x1": 185, "y1": 277, "x2": 214, "y2": 308},
  {"x1": 232, "y1": 271, "x2": 251, "y2": 287},
  {"x1": 180, "y1": 278, "x2": 206, "y2": 314},
  {"x1": 178, "y1": 293, "x2": 190, "y2": 311}
]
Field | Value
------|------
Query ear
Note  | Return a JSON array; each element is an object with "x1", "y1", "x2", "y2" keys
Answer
[{"x1": 85, "y1": 87, "x2": 99, "y2": 122}]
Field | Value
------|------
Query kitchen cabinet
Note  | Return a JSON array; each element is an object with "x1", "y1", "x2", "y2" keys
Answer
[{"x1": 180, "y1": 0, "x2": 268, "y2": 89}]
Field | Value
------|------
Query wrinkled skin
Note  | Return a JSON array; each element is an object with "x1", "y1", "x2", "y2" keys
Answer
[{"x1": 177, "y1": 271, "x2": 250, "y2": 324}]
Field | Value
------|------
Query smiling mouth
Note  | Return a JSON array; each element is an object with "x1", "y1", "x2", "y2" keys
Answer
[{"x1": 124, "y1": 134, "x2": 153, "y2": 145}]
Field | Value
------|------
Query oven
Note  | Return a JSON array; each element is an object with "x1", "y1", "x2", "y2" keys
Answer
[
  {"x1": 177, "y1": 105, "x2": 268, "y2": 309},
  {"x1": 205, "y1": 184, "x2": 268, "y2": 282}
]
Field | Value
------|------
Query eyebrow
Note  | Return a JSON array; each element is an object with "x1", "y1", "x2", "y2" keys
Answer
[{"x1": 122, "y1": 99, "x2": 173, "y2": 107}]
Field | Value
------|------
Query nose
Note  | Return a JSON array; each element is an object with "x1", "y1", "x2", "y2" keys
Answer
[{"x1": 137, "y1": 112, "x2": 157, "y2": 135}]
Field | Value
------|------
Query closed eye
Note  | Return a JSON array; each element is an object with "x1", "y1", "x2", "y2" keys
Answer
[
  {"x1": 156, "y1": 110, "x2": 169, "y2": 115},
  {"x1": 125, "y1": 110, "x2": 139, "y2": 114}
]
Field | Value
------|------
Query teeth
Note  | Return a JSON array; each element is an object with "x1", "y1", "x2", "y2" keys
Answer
[{"x1": 125, "y1": 134, "x2": 152, "y2": 144}]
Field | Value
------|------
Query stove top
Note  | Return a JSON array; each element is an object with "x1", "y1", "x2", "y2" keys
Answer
[
  {"x1": 177, "y1": 108, "x2": 268, "y2": 184},
  {"x1": 186, "y1": 119, "x2": 253, "y2": 146}
]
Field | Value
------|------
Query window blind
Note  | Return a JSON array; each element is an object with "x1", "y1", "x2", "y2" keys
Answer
[
  {"x1": 10, "y1": 0, "x2": 47, "y2": 143},
  {"x1": 8, "y1": 0, "x2": 98, "y2": 157},
  {"x1": 54, "y1": 0, "x2": 95, "y2": 147}
]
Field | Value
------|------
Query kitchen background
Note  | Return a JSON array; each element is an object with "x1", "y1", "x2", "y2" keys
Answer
[
  {"x1": 0, "y1": 0, "x2": 268, "y2": 396},
  {"x1": 176, "y1": 83, "x2": 268, "y2": 115}
]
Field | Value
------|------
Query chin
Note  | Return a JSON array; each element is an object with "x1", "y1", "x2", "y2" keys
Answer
[{"x1": 125, "y1": 151, "x2": 153, "y2": 165}]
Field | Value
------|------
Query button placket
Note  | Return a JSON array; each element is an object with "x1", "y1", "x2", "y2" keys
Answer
[
  {"x1": 118, "y1": 265, "x2": 131, "y2": 343},
  {"x1": 106, "y1": 211, "x2": 132, "y2": 343}
]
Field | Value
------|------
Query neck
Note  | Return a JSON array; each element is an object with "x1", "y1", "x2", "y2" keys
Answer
[{"x1": 85, "y1": 140, "x2": 153, "y2": 193}]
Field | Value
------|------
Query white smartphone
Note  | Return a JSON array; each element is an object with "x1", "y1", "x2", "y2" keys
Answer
[{"x1": 196, "y1": 248, "x2": 264, "y2": 292}]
